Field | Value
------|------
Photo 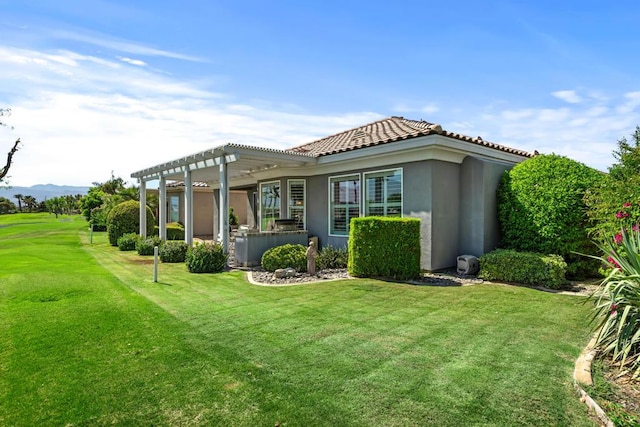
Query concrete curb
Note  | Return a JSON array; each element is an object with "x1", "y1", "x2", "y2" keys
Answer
[{"x1": 574, "y1": 335, "x2": 615, "y2": 427}]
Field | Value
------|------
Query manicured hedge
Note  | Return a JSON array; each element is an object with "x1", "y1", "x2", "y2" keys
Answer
[
  {"x1": 497, "y1": 154, "x2": 602, "y2": 278},
  {"x1": 137, "y1": 236, "x2": 162, "y2": 256},
  {"x1": 166, "y1": 222, "x2": 185, "y2": 240},
  {"x1": 186, "y1": 242, "x2": 227, "y2": 273},
  {"x1": 153, "y1": 222, "x2": 185, "y2": 240},
  {"x1": 159, "y1": 240, "x2": 188, "y2": 263},
  {"x1": 478, "y1": 249, "x2": 568, "y2": 289},
  {"x1": 348, "y1": 217, "x2": 421, "y2": 280},
  {"x1": 106, "y1": 200, "x2": 155, "y2": 246},
  {"x1": 117, "y1": 232, "x2": 138, "y2": 251},
  {"x1": 261, "y1": 244, "x2": 307, "y2": 272}
]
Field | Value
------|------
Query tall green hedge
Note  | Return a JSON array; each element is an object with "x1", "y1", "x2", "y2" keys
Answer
[
  {"x1": 478, "y1": 249, "x2": 567, "y2": 289},
  {"x1": 497, "y1": 154, "x2": 603, "y2": 278},
  {"x1": 348, "y1": 217, "x2": 421, "y2": 280},
  {"x1": 106, "y1": 200, "x2": 155, "y2": 246}
]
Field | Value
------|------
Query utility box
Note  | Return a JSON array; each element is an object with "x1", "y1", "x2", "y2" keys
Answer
[{"x1": 457, "y1": 255, "x2": 479, "y2": 275}]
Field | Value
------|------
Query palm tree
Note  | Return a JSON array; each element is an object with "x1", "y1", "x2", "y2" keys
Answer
[
  {"x1": 13, "y1": 194, "x2": 22, "y2": 212},
  {"x1": 23, "y1": 195, "x2": 37, "y2": 212}
]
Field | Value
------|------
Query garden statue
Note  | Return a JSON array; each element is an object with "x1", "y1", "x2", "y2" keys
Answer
[{"x1": 306, "y1": 240, "x2": 317, "y2": 275}]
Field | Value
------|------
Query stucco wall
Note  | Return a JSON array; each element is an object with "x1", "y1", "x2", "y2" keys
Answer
[
  {"x1": 431, "y1": 161, "x2": 461, "y2": 270},
  {"x1": 403, "y1": 160, "x2": 433, "y2": 270},
  {"x1": 193, "y1": 191, "x2": 214, "y2": 237},
  {"x1": 459, "y1": 156, "x2": 512, "y2": 257},
  {"x1": 251, "y1": 156, "x2": 512, "y2": 271}
]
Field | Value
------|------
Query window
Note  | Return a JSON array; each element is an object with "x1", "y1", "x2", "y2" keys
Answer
[
  {"x1": 364, "y1": 169, "x2": 402, "y2": 217},
  {"x1": 260, "y1": 181, "x2": 280, "y2": 231},
  {"x1": 288, "y1": 179, "x2": 306, "y2": 230},
  {"x1": 329, "y1": 174, "x2": 360, "y2": 236},
  {"x1": 169, "y1": 195, "x2": 180, "y2": 223}
]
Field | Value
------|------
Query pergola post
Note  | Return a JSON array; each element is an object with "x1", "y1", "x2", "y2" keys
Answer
[
  {"x1": 184, "y1": 170, "x2": 193, "y2": 245},
  {"x1": 139, "y1": 179, "x2": 147, "y2": 238},
  {"x1": 219, "y1": 159, "x2": 229, "y2": 253},
  {"x1": 158, "y1": 175, "x2": 167, "y2": 240}
]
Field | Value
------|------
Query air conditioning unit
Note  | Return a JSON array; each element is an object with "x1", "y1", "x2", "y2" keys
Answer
[{"x1": 457, "y1": 255, "x2": 479, "y2": 275}]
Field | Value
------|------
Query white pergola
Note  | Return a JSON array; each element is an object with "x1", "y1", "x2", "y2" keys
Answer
[{"x1": 131, "y1": 143, "x2": 316, "y2": 252}]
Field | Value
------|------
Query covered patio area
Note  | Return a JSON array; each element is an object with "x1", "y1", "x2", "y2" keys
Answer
[{"x1": 131, "y1": 143, "x2": 316, "y2": 253}]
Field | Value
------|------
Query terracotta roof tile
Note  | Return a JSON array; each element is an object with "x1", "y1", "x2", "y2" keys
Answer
[{"x1": 287, "y1": 116, "x2": 531, "y2": 158}]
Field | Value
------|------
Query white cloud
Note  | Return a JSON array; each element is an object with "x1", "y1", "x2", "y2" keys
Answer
[
  {"x1": 49, "y1": 28, "x2": 204, "y2": 62},
  {"x1": 461, "y1": 93, "x2": 640, "y2": 171},
  {"x1": 0, "y1": 45, "x2": 379, "y2": 186},
  {"x1": 1, "y1": 41, "x2": 638, "y2": 189},
  {"x1": 552, "y1": 90, "x2": 582, "y2": 104},
  {"x1": 118, "y1": 57, "x2": 147, "y2": 67}
]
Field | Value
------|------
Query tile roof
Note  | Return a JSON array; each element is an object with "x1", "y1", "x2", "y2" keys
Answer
[{"x1": 287, "y1": 116, "x2": 532, "y2": 158}]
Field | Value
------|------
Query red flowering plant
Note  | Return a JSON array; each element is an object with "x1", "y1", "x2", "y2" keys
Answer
[{"x1": 589, "y1": 204, "x2": 640, "y2": 377}]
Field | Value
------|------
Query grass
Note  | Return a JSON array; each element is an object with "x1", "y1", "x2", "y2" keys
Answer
[
  {"x1": 584, "y1": 360, "x2": 640, "y2": 426},
  {"x1": 0, "y1": 213, "x2": 597, "y2": 426}
]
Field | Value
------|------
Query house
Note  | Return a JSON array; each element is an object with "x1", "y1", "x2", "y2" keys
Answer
[{"x1": 131, "y1": 116, "x2": 533, "y2": 271}]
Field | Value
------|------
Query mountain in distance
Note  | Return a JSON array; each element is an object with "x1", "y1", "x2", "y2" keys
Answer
[{"x1": 0, "y1": 184, "x2": 90, "y2": 202}]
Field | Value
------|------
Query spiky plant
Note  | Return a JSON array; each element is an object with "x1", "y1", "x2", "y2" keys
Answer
[{"x1": 590, "y1": 227, "x2": 640, "y2": 377}]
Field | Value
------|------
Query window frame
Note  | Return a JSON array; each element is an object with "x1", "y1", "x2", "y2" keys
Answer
[
  {"x1": 287, "y1": 179, "x2": 306, "y2": 230},
  {"x1": 169, "y1": 195, "x2": 180, "y2": 223},
  {"x1": 259, "y1": 180, "x2": 281, "y2": 231},
  {"x1": 328, "y1": 173, "x2": 361, "y2": 237},
  {"x1": 363, "y1": 168, "x2": 403, "y2": 218}
]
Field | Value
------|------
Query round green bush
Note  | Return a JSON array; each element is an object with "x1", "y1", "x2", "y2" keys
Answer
[
  {"x1": 497, "y1": 154, "x2": 603, "y2": 278},
  {"x1": 117, "y1": 232, "x2": 139, "y2": 251},
  {"x1": 186, "y1": 242, "x2": 227, "y2": 273},
  {"x1": 106, "y1": 200, "x2": 155, "y2": 246},
  {"x1": 159, "y1": 240, "x2": 188, "y2": 263},
  {"x1": 137, "y1": 236, "x2": 162, "y2": 256},
  {"x1": 261, "y1": 244, "x2": 307, "y2": 272}
]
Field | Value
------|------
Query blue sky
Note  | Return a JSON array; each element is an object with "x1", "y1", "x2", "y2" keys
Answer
[{"x1": 1, "y1": 0, "x2": 639, "y2": 186}]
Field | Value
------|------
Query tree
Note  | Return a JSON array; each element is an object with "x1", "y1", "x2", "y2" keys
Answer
[
  {"x1": 46, "y1": 197, "x2": 65, "y2": 218},
  {"x1": 22, "y1": 195, "x2": 37, "y2": 212},
  {"x1": 80, "y1": 174, "x2": 140, "y2": 229},
  {"x1": 0, "y1": 196, "x2": 16, "y2": 214},
  {"x1": 13, "y1": 193, "x2": 22, "y2": 212},
  {"x1": 0, "y1": 108, "x2": 21, "y2": 184},
  {"x1": 585, "y1": 127, "x2": 640, "y2": 242}
]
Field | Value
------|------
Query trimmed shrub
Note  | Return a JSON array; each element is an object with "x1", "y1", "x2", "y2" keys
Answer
[
  {"x1": 137, "y1": 236, "x2": 162, "y2": 256},
  {"x1": 107, "y1": 200, "x2": 155, "y2": 246},
  {"x1": 159, "y1": 240, "x2": 188, "y2": 263},
  {"x1": 497, "y1": 154, "x2": 603, "y2": 278},
  {"x1": 316, "y1": 245, "x2": 348, "y2": 270},
  {"x1": 186, "y1": 242, "x2": 227, "y2": 273},
  {"x1": 117, "y1": 232, "x2": 138, "y2": 251},
  {"x1": 153, "y1": 222, "x2": 185, "y2": 240},
  {"x1": 348, "y1": 217, "x2": 421, "y2": 280},
  {"x1": 478, "y1": 249, "x2": 568, "y2": 289},
  {"x1": 166, "y1": 222, "x2": 185, "y2": 240},
  {"x1": 261, "y1": 244, "x2": 306, "y2": 272}
]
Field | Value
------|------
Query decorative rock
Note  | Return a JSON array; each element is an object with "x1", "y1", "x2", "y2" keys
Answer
[
  {"x1": 285, "y1": 267, "x2": 296, "y2": 278},
  {"x1": 274, "y1": 268, "x2": 287, "y2": 279}
]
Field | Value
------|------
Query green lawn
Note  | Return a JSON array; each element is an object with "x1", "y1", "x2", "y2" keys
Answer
[{"x1": 0, "y1": 213, "x2": 596, "y2": 426}]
